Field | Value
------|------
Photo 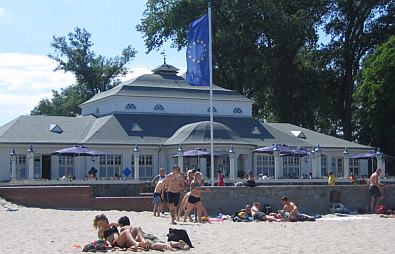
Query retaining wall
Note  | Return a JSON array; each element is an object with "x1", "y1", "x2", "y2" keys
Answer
[{"x1": 202, "y1": 185, "x2": 395, "y2": 215}]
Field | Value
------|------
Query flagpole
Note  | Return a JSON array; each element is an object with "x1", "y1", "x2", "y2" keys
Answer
[{"x1": 208, "y1": 1, "x2": 214, "y2": 186}]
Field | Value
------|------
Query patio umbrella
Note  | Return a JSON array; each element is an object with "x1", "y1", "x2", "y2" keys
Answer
[
  {"x1": 348, "y1": 150, "x2": 377, "y2": 159},
  {"x1": 254, "y1": 144, "x2": 295, "y2": 155},
  {"x1": 53, "y1": 146, "x2": 106, "y2": 178}
]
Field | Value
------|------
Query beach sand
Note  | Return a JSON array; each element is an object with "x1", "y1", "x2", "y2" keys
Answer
[{"x1": 1, "y1": 199, "x2": 394, "y2": 254}]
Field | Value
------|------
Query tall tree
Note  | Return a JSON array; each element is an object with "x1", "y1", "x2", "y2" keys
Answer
[
  {"x1": 137, "y1": 0, "x2": 330, "y2": 129},
  {"x1": 31, "y1": 27, "x2": 136, "y2": 116},
  {"x1": 354, "y1": 36, "x2": 395, "y2": 155},
  {"x1": 323, "y1": 0, "x2": 394, "y2": 140}
]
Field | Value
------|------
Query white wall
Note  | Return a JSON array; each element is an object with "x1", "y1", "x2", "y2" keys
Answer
[{"x1": 81, "y1": 95, "x2": 252, "y2": 117}]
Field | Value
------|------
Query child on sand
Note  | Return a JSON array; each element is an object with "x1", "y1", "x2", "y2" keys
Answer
[{"x1": 153, "y1": 179, "x2": 165, "y2": 217}]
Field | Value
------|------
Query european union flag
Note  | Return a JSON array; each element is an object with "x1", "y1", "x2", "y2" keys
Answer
[{"x1": 186, "y1": 14, "x2": 210, "y2": 86}]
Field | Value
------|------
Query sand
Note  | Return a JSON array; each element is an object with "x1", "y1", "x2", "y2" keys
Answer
[{"x1": 0, "y1": 199, "x2": 394, "y2": 254}]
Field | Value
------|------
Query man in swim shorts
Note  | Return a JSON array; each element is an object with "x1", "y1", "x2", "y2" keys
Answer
[
  {"x1": 280, "y1": 196, "x2": 299, "y2": 222},
  {"x1": 369, "y1": 168, "x2": 383, "y2": 213},
  {"x1": 163, "y1": 165, "x2": 184, "y2": 224}
]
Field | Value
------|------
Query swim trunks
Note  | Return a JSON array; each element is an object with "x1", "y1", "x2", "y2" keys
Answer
[
  {"x1": 187, "y1": 195, "x2": 201, "y2": 204},
  {"x1": 152, "y1": 192, "x2": 161, "y2": 205},
  {"x1": 369, "y1": 186, "x2": 382, "y2": 199},
  {"x1": 143, "y1": 233, "x2": 163, "y2": 245},
  {"x1": 167, "y1": 191, "x2": 180, "y2": 206}
]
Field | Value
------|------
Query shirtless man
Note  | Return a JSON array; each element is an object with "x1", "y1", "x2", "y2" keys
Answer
[
  {"x1": 280, "y1": 196, "x2": 299, "y2": 222},
  {"x1": 163, "y1": 165, "x2": 184, "y2": 224},
  {"x1": 369, "y1": 168, "x2": 384, "y2": 213},
  {"x1": 251, "y1": 202, "x2": 280, "y2": 222}
]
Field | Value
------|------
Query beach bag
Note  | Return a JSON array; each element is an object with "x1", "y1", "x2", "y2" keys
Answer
[
  {"x1": 167, "y1": 228, "x2": 193, "y2": 248},
  {"x1": 263, "y1": 204, "x2": 272, "y2": 214}
]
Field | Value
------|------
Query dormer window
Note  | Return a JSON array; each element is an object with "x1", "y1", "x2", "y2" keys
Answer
[
  {"x1": 251, "y1": 127, "x2": 261, "y2": 135},
  {"x1": 130, "y1": 123, "x2": 143, "y2": 132},
  {"x1": 95, "y1": 108, "x2": 100, "y2": 114},
  {"x1": 233, "y1": 107, "x2": 242, "y2": 114},
  {"x1": 154, "y1": 104, "x2": 165, "y2": 111},
  {"x1": 207, "y1": 107, "x2": 217, "y2": 113},
  {"x1": 125, "y1": 103, "x2": 136, "y2": 110},
  {"x1": 290, "y1": 131, "x2": 306, "y2": 139},
  {"x1": 49, "y1": 124, "x2": 63, "y2": 134}
]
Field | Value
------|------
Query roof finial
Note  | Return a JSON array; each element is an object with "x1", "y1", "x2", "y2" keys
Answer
[{"x1": 161, "y1": 50, "x2": 167, "y2": 64}]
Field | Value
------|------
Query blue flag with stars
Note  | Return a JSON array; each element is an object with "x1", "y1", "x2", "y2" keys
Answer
[{"x1": 186, "y1": 14, "x2": 209, "y2": 86}]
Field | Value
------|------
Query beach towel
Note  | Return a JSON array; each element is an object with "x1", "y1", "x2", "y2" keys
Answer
[{"x1": 167, "y1": 228, "x2": 194, "y2": 248}]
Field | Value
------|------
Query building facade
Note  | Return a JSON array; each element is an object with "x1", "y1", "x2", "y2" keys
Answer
[{"x1": 0, "y1": 63, "x2": 384, "y2": 182}]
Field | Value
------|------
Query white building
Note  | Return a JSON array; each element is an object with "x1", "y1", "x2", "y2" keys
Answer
[{"x1": 0, "y1": 63, "x2": 383, "y2": 182}]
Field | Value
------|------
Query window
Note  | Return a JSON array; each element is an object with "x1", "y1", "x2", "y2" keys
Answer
[
  {"x1": 331, "y1": 157, "x2": 343, "y2": 177},
  {"x1": 139, "y1": 155, "x2": 153, "y2": 180},
  {"x1": 256, "y1": 155, "x2": 274, "y2": 177},
  {"x1": 207, "y1": 107, "x2": 217, "y2": 113},
  {"x1": 349, "y1": 158, "x2": 359, "y2": 176},
  {"x1": 95, "y1": 108, "x2": 100, "y2": 114},
  {"x1": 99, "y1": 155, "x2": 123, "y2": 178},
  {"x1": 17, "y1": 155, "x2": 27, "y2": 179},
  {"x1": 283, "y1": 156, "x2": 300, "y2": 179},
  {"x1": 154, "y1": 104, "x2": 164, "y2": 111},
  {"x1": 321, "y1": 155, "x2": 327, "y2": 176},
  {"x1": 125, "y1": 103, "x2": 136, "y2": 110},
  {"x1": 233, "y1": 107, "x2": 242, "y2": 114},
  {"x1": 59, "y1": 156, "x2": 74, "y2": 178}
]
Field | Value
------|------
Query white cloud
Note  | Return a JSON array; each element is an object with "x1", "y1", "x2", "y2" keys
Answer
[
  {"x1": 0, "y1": 53, "x2": 75, "y2": 126},
  {"x1": 0, "y1": 53, "x2": 180, "y2": 127},
  {"x1": 0, "y1": 7, "x2": 5, "y2": 17}
]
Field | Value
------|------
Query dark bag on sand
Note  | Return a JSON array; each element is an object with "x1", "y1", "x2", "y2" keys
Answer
[{"x1": 167, "y1": 228, "x2": 193, "y2": 248}]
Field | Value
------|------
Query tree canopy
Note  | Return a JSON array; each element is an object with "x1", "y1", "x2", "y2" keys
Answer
[
  {"x1": 354, "y1": 35, "x2": 395, "y2": 156},
  {"x1": 31, "y1": 27, "x2": 136, "y2": 116}
]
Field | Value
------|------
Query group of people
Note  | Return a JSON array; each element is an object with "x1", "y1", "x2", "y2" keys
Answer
[
  {"x1": 151, "y1": 165, "x2": 210, "y2": 224},
  {"x1": 236, "y1": 196, "x2": 303, "y2": 222},
  {"x1": 91, "y1": 214, "x2": 190, "y2": 251}
]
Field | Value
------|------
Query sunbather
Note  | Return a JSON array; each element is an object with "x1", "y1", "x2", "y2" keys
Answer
[
  {"x1": 117, "y1": 216, "x2": 190, "y2": 251},
  {"x1": 280, "y1": 196, "x2": 299, "y2": 222},
  {"x1": 251, "y1": 202, "x2": 280, "y2": 222}
]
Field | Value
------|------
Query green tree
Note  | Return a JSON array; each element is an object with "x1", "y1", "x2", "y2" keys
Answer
[
  {"x1": 354, "y1": 36, "x2": 395, "y2": 155},
  {"x1": 323, "y1": 0, "x2": 394, "y2": 140},
  {"x1": 31, "y1": 27, "x2": 136, "y2": 116},
  {"x1": 137, "y1": 0, "x2": 333, "y2": 130}
]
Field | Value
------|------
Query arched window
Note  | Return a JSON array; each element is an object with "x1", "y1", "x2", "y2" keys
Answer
[
  {"x1": 207, "y1": 107, "x2": 217, "y2": 113},
  {"x1": 125, "y1": 103, "x2": 136, "y2": 110},
  {"x1": 233, "y1": 107, "x2": 243, "y2": 114},
  {"x1": 154, "y1": 104, "x2": 165, "y2": 111}
]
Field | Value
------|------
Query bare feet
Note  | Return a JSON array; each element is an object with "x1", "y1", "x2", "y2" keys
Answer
[{"x1": 177, "y1": 240, "x2": 190, "y2": 250}]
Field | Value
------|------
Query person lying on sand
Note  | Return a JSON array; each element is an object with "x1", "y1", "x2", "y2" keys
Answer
[
  {"x1": 93, "y1": 214, "x2": 146, "y2": 249},
  {"x1": 280, "y1": 196, "x2": 299, "y2": 222},
  {"x1": 251, "y1": 202, "x2": 280, "y2": 222},
  {"x1": 117, "y1": 216, "x2": 190, "y2": 251}
]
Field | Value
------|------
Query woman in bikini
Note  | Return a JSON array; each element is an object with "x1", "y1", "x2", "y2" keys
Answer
[{"x1": 183, "y1": 172, "x2": 208, "y2": 223}]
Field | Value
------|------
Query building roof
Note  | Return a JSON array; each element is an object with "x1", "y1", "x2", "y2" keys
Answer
[
  {"x1": 164, "y1": 121, "x2": 250, "y2": 145},
  {"x1": 0, "y1": 114, "x2": 371, "y2": 149},
  {"x1": 81, "y1": 64, "x2": 252, "y2": 106}
]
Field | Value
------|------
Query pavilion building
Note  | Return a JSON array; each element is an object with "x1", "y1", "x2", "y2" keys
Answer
[{"x1": 0, "y1": 63, "x2": 384, "y2": 182}]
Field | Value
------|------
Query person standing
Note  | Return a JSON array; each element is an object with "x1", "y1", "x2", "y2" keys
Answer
[
  {"x1": 327, "y1": 171, "x2": 336, "y2": 185},
  {"x1": 369, "y1": 168, "x2": 384, "y2": 213},
  {"x1": 163, "y1": 165, "x2": 184, "y2": 224},
  {"x1": 217, "y1": 170, "x2": 224, "y2": 186},
  {"x1": 151, "y1": 168, "x2": 166, "y2": 186}
]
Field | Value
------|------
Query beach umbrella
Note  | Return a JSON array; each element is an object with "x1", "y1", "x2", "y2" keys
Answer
[
  {"x1": 53, "y1": 146, "x2": 106, "y2": 178},
  {"x1": 348, "y1": 150, "x2": 377, "y2": 159},
  {"x1": 183, "y1": 148, "x2": 210, "y2": 157}
]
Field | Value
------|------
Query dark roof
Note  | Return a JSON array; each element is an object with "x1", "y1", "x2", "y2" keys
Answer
[{"x1": 0, "y1": 114, "x2": 371, "y2": 149}]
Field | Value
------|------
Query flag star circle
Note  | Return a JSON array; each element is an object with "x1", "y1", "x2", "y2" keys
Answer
[{"x1": 187, "y1": 40, "x2": 207, "y2": 63}]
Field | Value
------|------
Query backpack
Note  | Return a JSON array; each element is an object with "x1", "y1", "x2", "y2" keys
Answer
[
  {"x1": 263, "y1": 204, "x2": 272, "y2": 214},
  {"x1": 167, "y1": 228, "x2": 194, "y2": 248}
]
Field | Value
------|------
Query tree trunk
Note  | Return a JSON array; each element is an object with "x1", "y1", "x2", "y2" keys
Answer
[{"x1": 343, "y1": 61, "x2": 353, "y2": 141}]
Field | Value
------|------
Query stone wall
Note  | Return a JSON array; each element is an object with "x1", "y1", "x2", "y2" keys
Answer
[{"x1": 202, "y1": 185, "x2": 395, "y2": 215}]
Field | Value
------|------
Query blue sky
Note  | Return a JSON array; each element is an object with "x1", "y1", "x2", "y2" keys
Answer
[{"x1": 0, "y1": 0, "x2": 186, "y2": 126}]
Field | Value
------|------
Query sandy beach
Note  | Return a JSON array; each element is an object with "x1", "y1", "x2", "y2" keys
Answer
[{"x1": 0, "y1": 198, "x2": 394, "y2": 254}]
